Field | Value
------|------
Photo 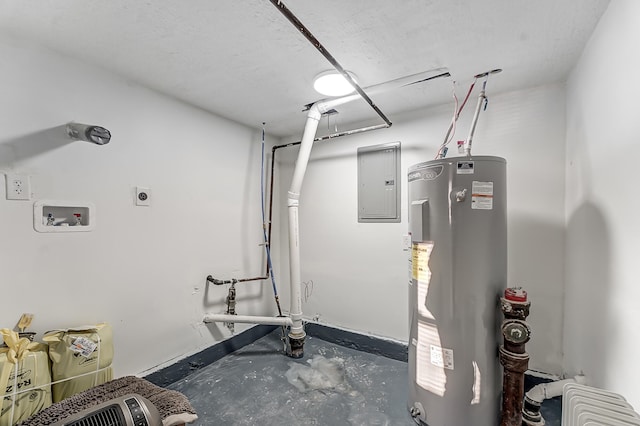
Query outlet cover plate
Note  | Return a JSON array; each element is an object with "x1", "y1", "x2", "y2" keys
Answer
[
  {"x1": 136, "y1": 187, "x2": 151, "y2": 206},
  {"x1": 5, "y1": 173, "x2": 31, "y2": 200}
]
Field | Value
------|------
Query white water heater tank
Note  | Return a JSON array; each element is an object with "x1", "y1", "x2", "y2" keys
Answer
[{"x1": 407, "y1": 156, "x2": 507, "y2": 426}]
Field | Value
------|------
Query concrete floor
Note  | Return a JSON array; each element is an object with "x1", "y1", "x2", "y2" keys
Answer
[
  {"x1": 167, "y1": 329, "x2": 413, "y2": 425},
  {"x1": 167, "y1": 329, "x2": 562, "y2": 426}
]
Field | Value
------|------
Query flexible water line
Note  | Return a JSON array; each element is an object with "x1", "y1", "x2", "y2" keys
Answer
[{"x1": 261, "y1": 124, "x2": 284, "y2": 317}]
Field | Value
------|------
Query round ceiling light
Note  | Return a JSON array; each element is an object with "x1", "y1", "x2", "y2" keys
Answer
[{"x1": 313, "y1": 70, "x2": 358, "y2": 97}]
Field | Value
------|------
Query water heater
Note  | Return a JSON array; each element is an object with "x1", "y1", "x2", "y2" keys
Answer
[{"x1": 407, "y1": 156, "x2": 507, "y2": 426}]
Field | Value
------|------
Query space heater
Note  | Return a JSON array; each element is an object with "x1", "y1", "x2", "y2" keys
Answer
[
  {"x1": 50, "y1": 394, "x2": 162, "y2": 426},
  {"x1": 562, "y1": 383, "x2": 640, "y2": 425}
]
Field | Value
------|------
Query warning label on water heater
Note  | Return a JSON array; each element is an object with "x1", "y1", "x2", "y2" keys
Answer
[{"x1": 471, "y1": 181, "x2": 494, "y2": 210}]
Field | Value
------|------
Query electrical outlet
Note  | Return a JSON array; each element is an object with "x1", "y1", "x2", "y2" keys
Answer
[
  {"x1": 5, "y1": 174, "x2": 31, "y2": 200},
  {"x1": 402, "y1": 234, "x2": 412, "y2": 251},
  {"x1": 135, "y1": 187, "x2": 151, "y2": 206}
]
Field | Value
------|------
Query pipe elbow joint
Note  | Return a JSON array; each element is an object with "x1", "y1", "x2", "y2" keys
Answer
[{"x1": 307, "y1": 104, "x2": 322, "y2": 121}]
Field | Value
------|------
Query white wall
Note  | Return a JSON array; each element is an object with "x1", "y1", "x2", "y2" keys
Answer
[
  {"x1": 0, "y1": 36, "x2": 278, "y2": 376},
  {"x1": 564, "y1": 0, "x2": 640, "y2": 406},
  {"x1": 277, "y1": 83, "x2": 567, "y2": 374}
]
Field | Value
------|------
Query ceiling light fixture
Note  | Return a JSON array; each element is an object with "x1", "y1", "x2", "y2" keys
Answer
[{"x1": 313, "y1": 70, "x2": 358, "y2": 97}]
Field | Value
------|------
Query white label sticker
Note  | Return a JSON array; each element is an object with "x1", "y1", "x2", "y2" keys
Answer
[
  {"x1": 416, "y1": 321, "x2": 447, "y2": 395},
  {"x1": 457, "y1": 161, "x2": 474, "y2": 174},
  {"x1": 430, "y1": 344, "x2": 455, "y2": 370},
  {"x1": 471, "y1": 181, "x2": 494, "y2": 210},
  {"x1": 69, "y1": 336, "x2": 97, "y2": 358}
]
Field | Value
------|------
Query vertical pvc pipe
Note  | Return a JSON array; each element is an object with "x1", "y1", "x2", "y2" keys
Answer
[{"x1": 287, "y1": 105, "x2": 321, "y2": 356}]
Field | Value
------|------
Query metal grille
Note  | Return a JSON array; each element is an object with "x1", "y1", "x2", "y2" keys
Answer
[
  {"x1": 66, "y1": 405, "x2": 126, "y2": 426},
  {"x1": 562, "y1": 383, "x2": 640, "y2": 425}
]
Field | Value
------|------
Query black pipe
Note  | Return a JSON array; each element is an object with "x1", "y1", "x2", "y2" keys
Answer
[
  {"x1": 266, "y1": 123, "x2": 390, "y2": 271},
  {"x1": 266, "y1": 122, "x2": 390, "y2": 257},
  {"x1": 269, "y1": 0, "x2": 392, "y2": 127},
  {"x1": 207, "y1": 125, "x2": 389, "y2": 293}
]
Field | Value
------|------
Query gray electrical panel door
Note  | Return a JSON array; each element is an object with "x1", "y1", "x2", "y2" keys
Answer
[{"x1": 357, "y1": 142, "x2": 400, "y2": 223}]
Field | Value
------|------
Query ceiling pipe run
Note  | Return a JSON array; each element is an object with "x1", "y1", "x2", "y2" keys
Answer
[
  {"x1": 304, "y1": 69, "x2": 450, "y2": 112},
  {"x1": 205, "y1": 69, "x2": 451, "y2": 287},
  {"x1": 269, "y1": 0, "x2": 392, "y2": 127}
]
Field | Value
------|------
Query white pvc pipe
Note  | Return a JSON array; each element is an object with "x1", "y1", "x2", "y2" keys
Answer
[
  {"x1": 525, "y1": 375, "x2": 587, "y2": 403},
  {"x1": 287, "y1": 105, "x2": 322, "y2": 338},
  {"x1": 203, "y1": 313, "x2": 293, "y2": 327},
  {"x1": 314, "y1": 68, "x2": 449, "y2": 107},
  {"x1": 203, "y1": 72, "x2": 447, "y2": 336},
  {"x1": 202, "y1": 98, "x2": 373, "y2": 337},
  {"x1": 287, "y1": 93, "x2": 377, "y2": 340}
]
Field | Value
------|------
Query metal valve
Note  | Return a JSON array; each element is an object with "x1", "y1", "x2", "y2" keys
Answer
[
  {"x1": 455, "y1": 188, "x2": 467, "y2": 202},
  {"x1": 502, "y1": 320, "x2": 531, "y2": 345}
]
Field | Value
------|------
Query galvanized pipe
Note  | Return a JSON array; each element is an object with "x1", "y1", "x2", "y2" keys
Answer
[{"x1": 499, "y1": 288, "x2": 532, "y2": 426}]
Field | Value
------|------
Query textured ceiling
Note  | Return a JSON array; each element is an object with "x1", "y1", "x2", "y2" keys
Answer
[{"x1": 0, "y1": 0, "x2": 609, "y2": 137}]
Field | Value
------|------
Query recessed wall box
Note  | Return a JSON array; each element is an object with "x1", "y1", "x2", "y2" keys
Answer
[{"x1": 33, "y1": 201, "x2": 95, "y2": 233}]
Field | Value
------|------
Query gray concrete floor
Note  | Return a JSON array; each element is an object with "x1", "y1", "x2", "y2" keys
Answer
[
  {"x1": 167, "y1": 329, "x2": 562, "y2": 426},
  {"x1": 167, "y1": 330, "x2": 414, "y2": 425}
]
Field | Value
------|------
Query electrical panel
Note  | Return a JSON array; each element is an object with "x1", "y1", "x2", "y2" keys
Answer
[{"x1": 357, "y1": 142, "x2": 400, "y2": 223}]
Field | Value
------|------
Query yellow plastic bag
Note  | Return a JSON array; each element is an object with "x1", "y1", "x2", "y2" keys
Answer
[
  {"x1": 0, "y1": 329, "x2": 52, "y2": 426},
  {"x1": 43, "y1": 324, "x2": 113, "y2": 402}
]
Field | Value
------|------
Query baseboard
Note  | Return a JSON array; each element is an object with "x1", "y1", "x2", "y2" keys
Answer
[
  {"x1": 305, "y1": 322, "x2": 408, "y2": 362},
  {"x1": 146, "y1": 322, "x2": 408, "y2": 387},
  {"x1": 144, "y1": 324, "x2": 278, "y2": 387}
]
